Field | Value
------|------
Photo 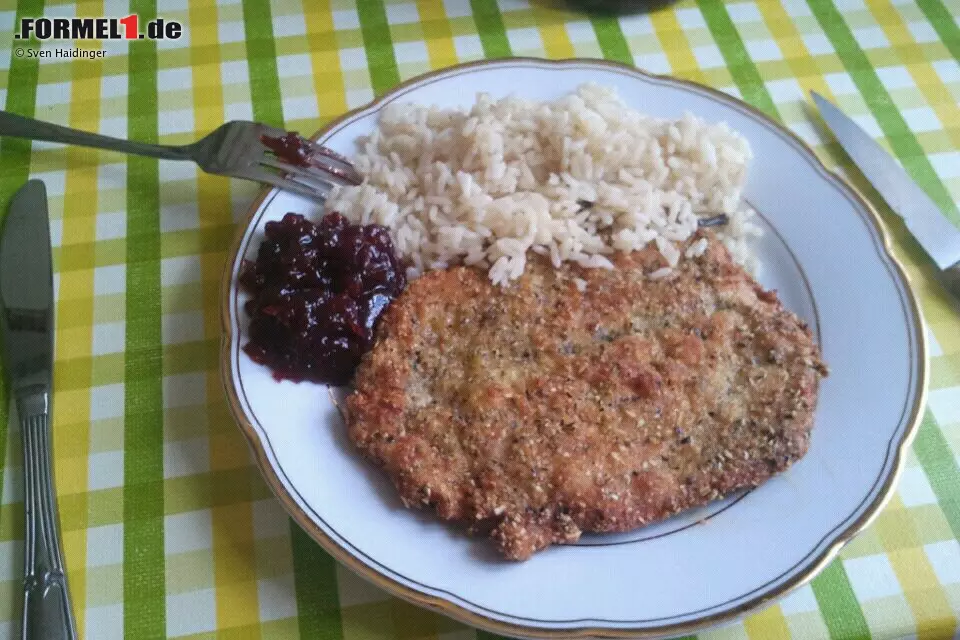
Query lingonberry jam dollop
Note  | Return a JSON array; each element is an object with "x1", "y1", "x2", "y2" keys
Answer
[
  {"x1": 260, "y1": 132, "x2": 312, "y2": 167},
  {"x1": 238, "y1": 212, "x2": 406, "y2": 385}
]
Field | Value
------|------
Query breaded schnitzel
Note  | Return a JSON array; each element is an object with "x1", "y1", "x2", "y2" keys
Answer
[{"x1": 346, "y1": 234, "x2": 827, "y2": 560}]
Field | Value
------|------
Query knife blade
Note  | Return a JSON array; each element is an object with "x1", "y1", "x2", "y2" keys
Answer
[
  {"x1": 1, "y1": 179, "x2": 54, "y2": 391},
  {"x1": 0, "y1": 179, "x2": 78, "y2": 640},
  {"x1": 811, "y1": 91, "x2": 960, "y2": 272}
]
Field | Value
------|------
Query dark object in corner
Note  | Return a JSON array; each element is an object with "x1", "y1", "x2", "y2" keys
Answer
[{"x1": 556, "y1": 0, "x2": 680, "y2": 16}]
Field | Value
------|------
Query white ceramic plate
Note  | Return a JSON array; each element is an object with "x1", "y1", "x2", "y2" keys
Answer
[{"x1": 221, "y1": 58, "x2": 926, "y2": 639}]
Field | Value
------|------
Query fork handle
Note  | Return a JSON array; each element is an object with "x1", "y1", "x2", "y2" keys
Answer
[
  {"x1": 18, "y1": 389, "x2": 77, "y2": 640},
  {"x1": 0, "y1": 110, "x2": 194, "y2": 162}
]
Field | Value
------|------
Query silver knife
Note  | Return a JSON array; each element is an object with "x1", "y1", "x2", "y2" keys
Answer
[
  {"x1": 0, "y1": 180, "x2": 77, "y2": 640},
  {"x1": 811, "y1": 91, "x2": 960, "y2": 299}
]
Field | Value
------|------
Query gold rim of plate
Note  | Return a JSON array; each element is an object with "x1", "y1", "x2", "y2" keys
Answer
[{"x1": 217, "y1": 57, "x2": 928, "y2": 639}]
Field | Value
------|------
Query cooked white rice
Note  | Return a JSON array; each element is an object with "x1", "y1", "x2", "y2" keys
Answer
[{"x1": 324, "y1": 83, "x2": 761, "y2": 285}]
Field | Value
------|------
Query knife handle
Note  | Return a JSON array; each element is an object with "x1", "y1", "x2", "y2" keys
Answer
[{"x1": 18, "y1": 389, "x2": 78, "y2": 640}]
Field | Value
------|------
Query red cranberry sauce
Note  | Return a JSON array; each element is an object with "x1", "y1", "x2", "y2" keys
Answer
[
  {"x1": 260, "y1": 132, "x2": 313, "y2": 167},
  {"x1": 238, "y1": 212, "x2": 406, "y2": 385}
]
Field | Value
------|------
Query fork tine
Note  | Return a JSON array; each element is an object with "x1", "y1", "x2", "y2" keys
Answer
[
  {"x1": 308, "y1": 145, "x2": 355, "y2": 170},
  {"x1": 257, "y1": 124, "x2": 288, "y2": 139},
  {"x1": 308, "y1": 152, "x2": 362, "y2": 185},
  {"x1": 295, "y1": 141, "x2": 362, "y2": 184},
  {"x1": 256, "y1": 132, "x2": 362, "y2": 184},
  {"x1": 244, "y1": 167, "x2": 328, "y2": 202},
  {"x1": 263, "y1": 154, "x2": 360, "y2": 187},
  {"x1": 259, "y1": 156, "x2": 338, "y2": 191},
  {"x1": 253, "y1": 124, "x2": 363, "y2": 186}
]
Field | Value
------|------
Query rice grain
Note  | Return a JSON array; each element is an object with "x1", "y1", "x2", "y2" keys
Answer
[{"x1": 324, "y1": 83, "x2": 759, "y2": 283}]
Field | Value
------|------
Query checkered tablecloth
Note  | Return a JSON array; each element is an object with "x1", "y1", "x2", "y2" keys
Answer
[{"x1": 0, "y1": 0, "x2": 958, "y2": 638}]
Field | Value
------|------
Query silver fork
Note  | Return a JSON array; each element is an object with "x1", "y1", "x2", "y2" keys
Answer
[{"x1": 0, "y1": 111, "x2": 362, "y2": 200}]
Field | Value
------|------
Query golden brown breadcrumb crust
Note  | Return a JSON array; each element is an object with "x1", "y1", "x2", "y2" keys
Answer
[{"x1": 346, "y1": 234, "x2": 828, "y2": 560}]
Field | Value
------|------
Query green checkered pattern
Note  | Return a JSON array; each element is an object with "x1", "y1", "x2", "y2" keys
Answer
[{"x1": 0, "y1": 0, "x2": 959, "y2": 637}]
